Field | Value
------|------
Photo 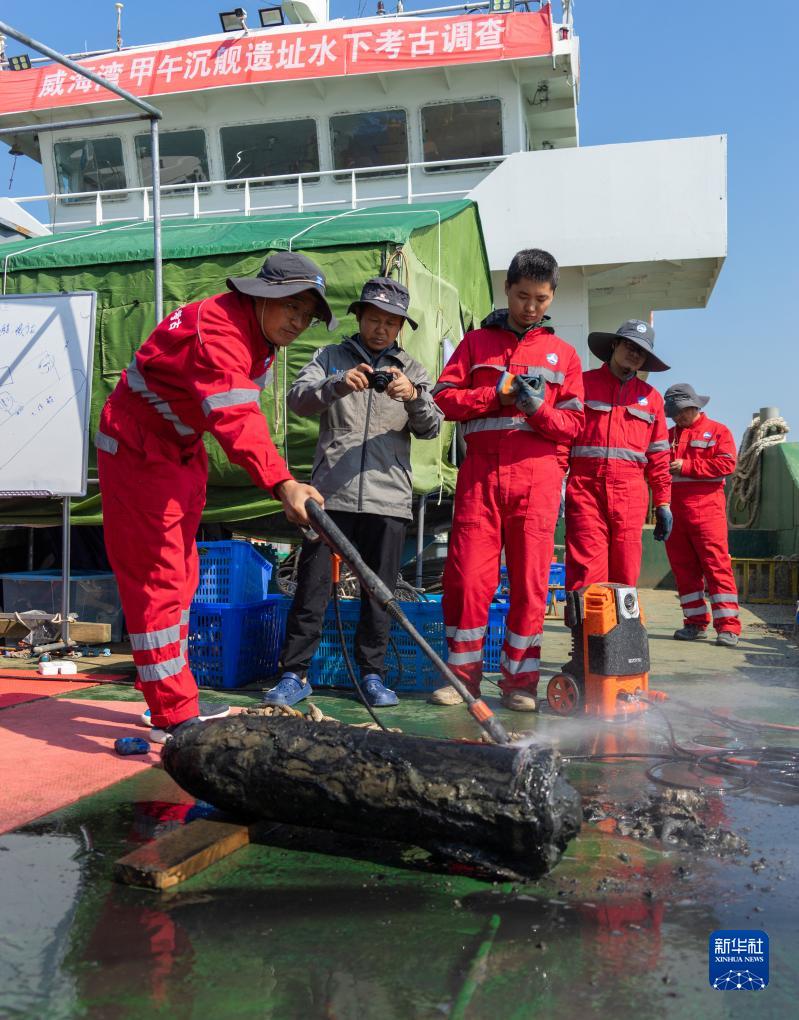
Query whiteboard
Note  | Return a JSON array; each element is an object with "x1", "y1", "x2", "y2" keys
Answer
[{"x1": 0, "y1": 292, "x2": 97, "y2": 497}]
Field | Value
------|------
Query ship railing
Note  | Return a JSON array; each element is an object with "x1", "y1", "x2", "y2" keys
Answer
[{"x1": 11, "y1": 154, "x2": 508, "y2": 230}]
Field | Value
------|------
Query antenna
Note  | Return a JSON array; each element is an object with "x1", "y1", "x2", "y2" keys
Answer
[{"x1": 115, "y1": 3, "x2": 123, "y2": 51}]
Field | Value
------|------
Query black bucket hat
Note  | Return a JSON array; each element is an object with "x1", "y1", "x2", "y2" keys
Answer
[
  {"x1": 664, "y1": 383, "x2": 710, "y2": 419},
  {"x1": 587, "y1": 319, "x2": 670, "y2": 373},
  {"x1": 347, "y1": 276, "x2": 418, "y2": 330},
  {"x1": 227, "y1": 251, "x2": 337, "y2": 330}
]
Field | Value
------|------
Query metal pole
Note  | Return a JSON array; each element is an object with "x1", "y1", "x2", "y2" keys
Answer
[
  {"x1": 415, "y1": 493, "x2": 427, "y2": 590},
  {"x1": 0, "y1": 113, "x2": 151, "y2": 137},
  {"x1": 61, "y1": 496, "x2": 71, "y2": 647},
  {"x1": 150, "y1": 118, "x2": 163, "y2": 323}
]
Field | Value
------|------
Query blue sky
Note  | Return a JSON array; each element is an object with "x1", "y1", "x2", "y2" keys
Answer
[{"x1": 2, "y1": 0, "x2": 796, "y2": 443}]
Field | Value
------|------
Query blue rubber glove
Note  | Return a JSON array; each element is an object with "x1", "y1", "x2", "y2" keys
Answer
[
  {"x1": 653, "y1": 505, "x2": 673, "y2": 542},
  {"x1": 515, "y1": 373, "x2": 546, "y2": 415}
]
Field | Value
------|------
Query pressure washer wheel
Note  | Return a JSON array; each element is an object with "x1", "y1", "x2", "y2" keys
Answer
[{"x1": 547, "y1": 672, "x2": 582, "y2": 716}]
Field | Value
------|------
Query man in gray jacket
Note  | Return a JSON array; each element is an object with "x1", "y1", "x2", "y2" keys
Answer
[{"x1": 264, "y1": 277, "x2": 442, "y2": 707}]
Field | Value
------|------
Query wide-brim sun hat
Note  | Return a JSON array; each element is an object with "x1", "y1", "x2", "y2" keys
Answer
[
  {"x1": 227, "y1": 251, "x2": 337, "y2": 331},
  {"x1": 663, "y1": 383, "x2": 710, "y2": 418},
  {"x1": 347, "y1": 276, "x2": 418, "y2": 330},
  {"x1": 588, "y1": 318, "x2": 670, "y2": 372}
]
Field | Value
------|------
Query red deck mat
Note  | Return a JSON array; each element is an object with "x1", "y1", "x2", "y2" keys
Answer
[
  {"x1": 0, "y1": 675, "x2": 99, "y2": 709},
  {"x1": 0, "y1": 698, "x2": 159, "y2": 833}
]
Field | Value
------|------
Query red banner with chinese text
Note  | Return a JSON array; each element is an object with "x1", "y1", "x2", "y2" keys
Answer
[{"x1": 0, "y1": 11, "x2": 552, "y2": 117}]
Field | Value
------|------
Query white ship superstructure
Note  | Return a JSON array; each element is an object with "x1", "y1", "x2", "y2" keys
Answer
[{"x1": 0, "y1": 2, "x2": 726, "y2": 361}]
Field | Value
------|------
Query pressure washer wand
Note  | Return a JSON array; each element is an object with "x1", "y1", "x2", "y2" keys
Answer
[{"x1": 305, "y1": 500, "x2": 510, "y2": 745}]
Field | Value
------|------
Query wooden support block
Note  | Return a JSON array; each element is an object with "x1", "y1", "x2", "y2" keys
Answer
[
  {"x1": 113, "y1": 818, "x2": 251, "y2": 890},
  {"x1": 70, "y1": 621, "x2": 113, "y2": 642}
]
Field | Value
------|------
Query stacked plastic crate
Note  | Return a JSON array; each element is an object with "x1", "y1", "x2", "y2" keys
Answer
[{"x1": 188, "y1": 541, "x2": 281, "y2": 689}]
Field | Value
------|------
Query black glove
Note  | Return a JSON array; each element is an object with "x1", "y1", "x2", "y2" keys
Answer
[
  {"x1": 653, "y1": 505, "x2": 673, "y2": 542},
  {"x1": 515, "y1": 373, "x2": 546, "y2": 415}
]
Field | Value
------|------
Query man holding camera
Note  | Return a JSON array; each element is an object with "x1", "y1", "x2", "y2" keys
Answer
[{"x1": 264, "y1": 277, "x2": 442, "y2": 708}]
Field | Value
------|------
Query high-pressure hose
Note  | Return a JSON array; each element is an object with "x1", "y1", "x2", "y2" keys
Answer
[{"x1": 305, "y1": 500, "x2": 511, "y2": 745}]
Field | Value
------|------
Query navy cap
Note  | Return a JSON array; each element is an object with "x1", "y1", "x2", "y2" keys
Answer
[
  {"x1": 664, "y1": 383, "x2": 710, "y2": 418},
  {"x1": 227, "y1": 251, "x2": 337, "y2": 331},
  {"x1": 587, "y1": 319, "x2": 670, "y2": 372},
  {"x1": 347, "y1": 277, "x2": 418, "y2": 330}
]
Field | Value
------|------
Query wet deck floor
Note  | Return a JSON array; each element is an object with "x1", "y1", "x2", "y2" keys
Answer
[{"x1": 2, "y1": 590, "x2": 798, "y2": 1018}]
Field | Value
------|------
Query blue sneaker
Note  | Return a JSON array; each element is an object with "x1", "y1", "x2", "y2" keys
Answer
[
  {"x1": 262, "y1": 672, "x2": 312, "y2": 706},
  {"x1": 360, "y1": 674, "x2": 399, "y2": 707}
]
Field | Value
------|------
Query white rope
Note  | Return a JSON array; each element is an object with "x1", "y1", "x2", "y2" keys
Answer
[{"x1": 729, "y1": 414, "x2": 790, "y2": 528}]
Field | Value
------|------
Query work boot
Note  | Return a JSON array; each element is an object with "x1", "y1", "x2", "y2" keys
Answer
[
  {"x1": 360, "y1": 674, "x2": 399, "y2": 707},
  {"x1": 428, "y1": 684, "x2": 467, "y2": 706},
  {"x1": 500, "y1": 690, "x2": 537, "y2": 712},
  {"x1": 673, "y1": 625, "x2": 708, "y2": 641},
  {"x1": 716, "y1": 631, "x2": 739, "y2": 648},
  {"x1": 262, "y1": 672, "x2": 312, "y2": 706},
  {"x1": 141, "y1": 701, "x2": 230, "y2": 727},
  {"x1": 150, "y1": 716, "x2": 205, "y2": 745}
]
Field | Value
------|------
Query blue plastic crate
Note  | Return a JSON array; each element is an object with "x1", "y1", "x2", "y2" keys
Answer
[
  {"x1": 188, "y1": 595, "x2": 286, "y2": 689},
  {"x1": 306, "y1": 598, "x2": 447, "y2": 693},
  {"x1": 494, "y1": 562, "x2": 565, "y2": 604},
  {"x1": 193, "y1": 541, "x2": 272, "y2": 605}
]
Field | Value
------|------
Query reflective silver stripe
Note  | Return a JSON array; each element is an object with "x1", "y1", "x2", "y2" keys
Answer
[
  {"x1": 647, "y1": 440, "x2": 670, "y2": 453},
  {"x1": 626, "y1": 406, "x2": 655, "y2": 423},
  {"x1": 448, "y1": 649, "x2": 483, "y2": 666},
  {"x1": 463, "y1": 415, "x2": 533, "y2": 435},
  {"x1": 431, "y1": 381, "x2": 457, "y2": 395},
  {"x1": 586, "y1": 400, "x2": 612, "y2": 412},
  {"x1": 500, "y1": 652, "x2": 541, "y2": 675},
  {"x1": 719, "y1": 452, "x2": 735, "y2": 459},
  {"x1": 690, "y1": 439, "x2": 717, "y2": 448},
  {"x1": 446, "y1": 625, "x2": 487, "y2": 642},
  {"x1": 571, "y1": 446, "x2": 647, "y2": 464},
  {"x1": 683, "y1": 606, "x2": 708, "y2": 617},
  {"x1": 672, "y1": 476, "x2": 726, "y2": 483},
  {"x1": 135, "y1": 655, "x2": 185, "y2": 682},
  {"x1": 712, "y1": 608, "x2": 739, "y2": 619},
  {"x1": 181, "y1": 609, "x2": 191, "y2": 624},
  {"x1": 680, "y1": 591, "x2": 705, "y2": 604},
  {"x1": 129, "y1": 622, "x2": 181, "y2": 651},
  {"x1": 523, "y1": 364, "x2": 565, "y2": 384},
  {"x1": 127, "y1": 360, "x2": 196, "y2": 437},
  {"x1": 503, "y1": 629, "x2": 542, "y2": 651},
  {"x1": 180, "y1": 638, "x2": 188, "y2": 656},
  {"x1": 94, "y1": 430, "x2": 118, "y2": 455},
  {"x1": 710, "y1": 593, "x2": 738, "y2": 604},
  {"x1": 471, "y1": 363, "x2": 504, "y2": 372},
  {"x1": 202, "y1": 388, "x2": 260, "y2": 415},
  {"x1": 555, "y1": 398, "x2": 583, "y2": 411}
]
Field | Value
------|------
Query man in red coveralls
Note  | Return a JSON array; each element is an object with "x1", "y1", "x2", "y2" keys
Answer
[
  {"x1": 430, "y1": 249, "x2": 584, "y2": 712},
  {"x1": 663, "y1": 383, "x2": 741, "y2": 647},
  {"x1": 96, "y1": 252, "x2": 332, "y2": 742},
  {"x1": 565, "y1": 320, "x2": 673, "y2": 594}
]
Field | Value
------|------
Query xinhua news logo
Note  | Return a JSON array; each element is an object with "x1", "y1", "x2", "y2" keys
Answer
[{"x1": 709, "y1": 930, "x2": 768, "y2": 990}]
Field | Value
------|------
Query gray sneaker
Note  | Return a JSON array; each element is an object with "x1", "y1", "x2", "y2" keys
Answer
[
  {"x1": 716, "y1": 631, "x2": 739, "y2": 648},
  {"x1": 673, "y1": 625, "x2": 708, "y2": 641}
]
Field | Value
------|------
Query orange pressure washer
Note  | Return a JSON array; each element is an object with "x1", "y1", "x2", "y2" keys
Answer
[{"x1": 546, "y1": 583, "x2": 666, "y2": 719}]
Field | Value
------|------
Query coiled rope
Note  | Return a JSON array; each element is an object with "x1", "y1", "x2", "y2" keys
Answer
[{"x1": 729, "y1": 414, "x2": 790, "y2": 528}]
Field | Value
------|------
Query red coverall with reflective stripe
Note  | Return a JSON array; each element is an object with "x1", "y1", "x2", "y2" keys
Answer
[
  {"x1": 565, "y1": 362, "x2": 671, "y2": 588},
  {"x1": 96, "y1": 292, "x2": 292, "y2": 728},
  {"x1": 665, "y1": 413, "x2": 740, "y2": 634},
  {"x1": 434, "y1": 324, "x2": 584, "y2": 695}
]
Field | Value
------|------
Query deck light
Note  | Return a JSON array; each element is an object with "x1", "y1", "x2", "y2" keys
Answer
[
  {"x1": 258, "y1": 6, "x2": 285, "y2": 27},
  {"x1": 219, "y1": 8, "x2": 249, "y2": 32},
  {"x1": 7, "y1": 53, "x2": 32, "y2": 71}
]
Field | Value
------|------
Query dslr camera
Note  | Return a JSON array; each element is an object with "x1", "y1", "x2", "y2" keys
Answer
[{"x1": 367, "y1": 369, "x2": 394, "y2": 393}]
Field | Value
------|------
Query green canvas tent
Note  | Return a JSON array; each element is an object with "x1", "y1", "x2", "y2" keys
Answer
[{"x1": 0, "y1": 200, "x2": 492, "y2": 529}]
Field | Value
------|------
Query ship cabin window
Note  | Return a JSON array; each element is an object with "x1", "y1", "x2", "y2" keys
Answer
[
  {"x1": 220, "y1": 120, "x2": 320, "y2": 187},
  {"x1": 135, "y1": 129, "x2": 209, "y2": 192},
  {"x1": 421, "y1": 98, "x2": 503, "y2": 172},
  {"x1": 330, "y1": 109, "x2": 408, "y2": 177},
  {"x1": 53, "y1": 136, "x2": 127, "y2": 199}
]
